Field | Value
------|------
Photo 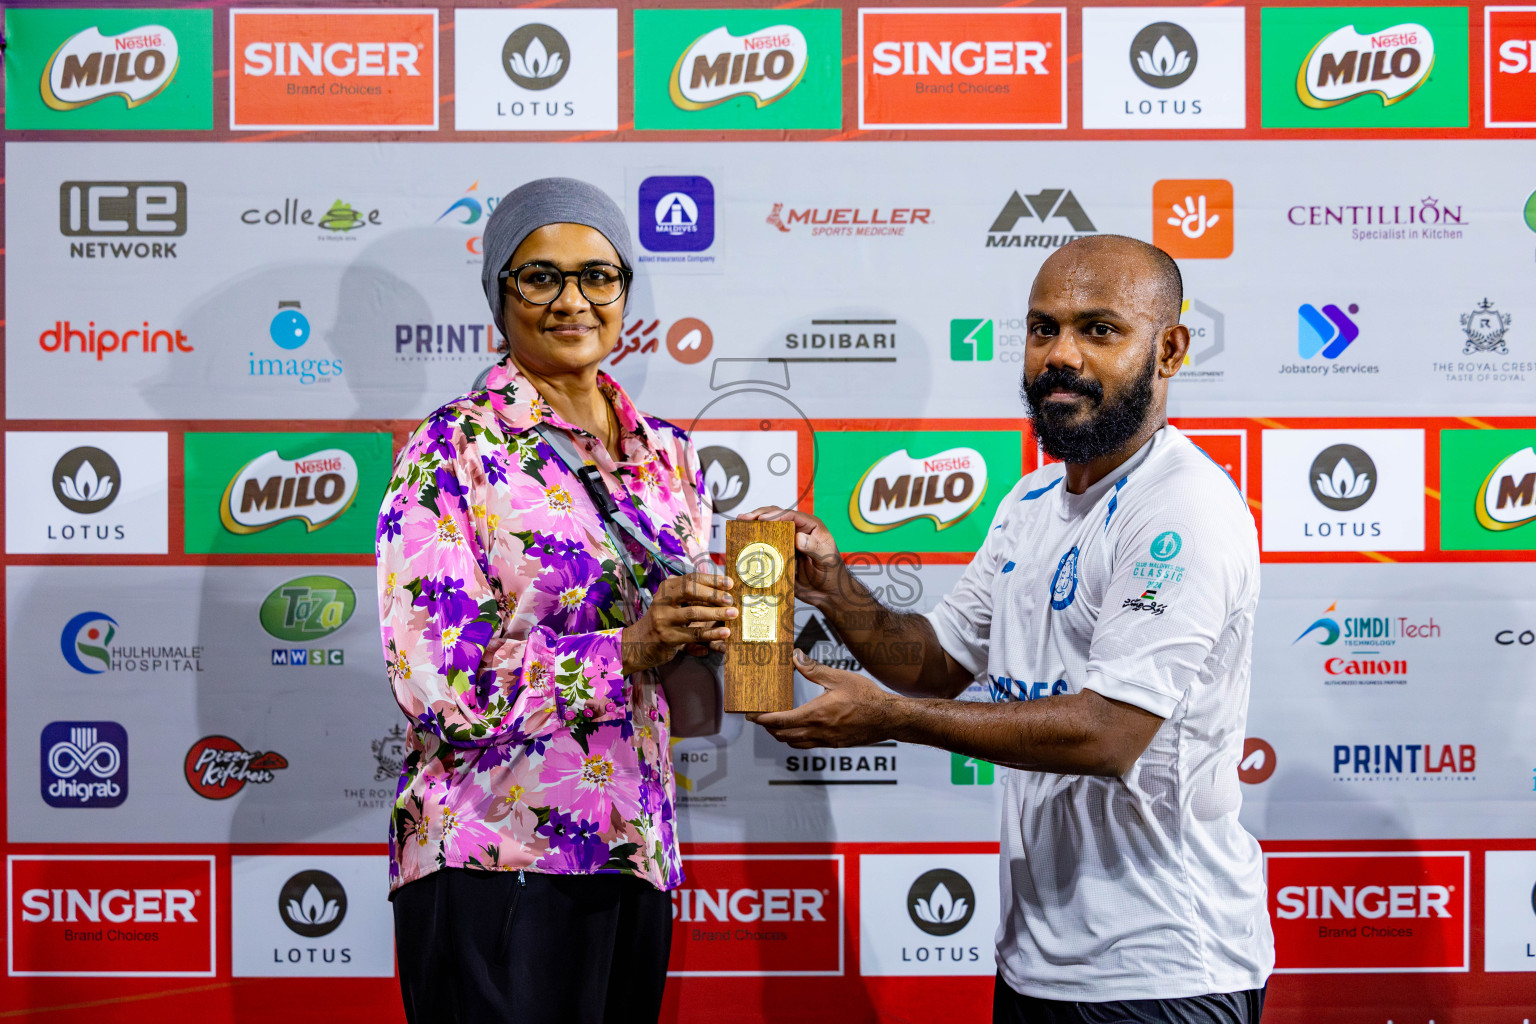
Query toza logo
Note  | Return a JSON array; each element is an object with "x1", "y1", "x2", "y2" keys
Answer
[
  {"x1": 40, "y1": 721, "x2": 128, "y2": 808},
  {"x1": 1298, "y1": 22, "x2": 1434, "y2": 109},
  {"x1": 906, "y1": 869, "x2": 976, "y2": 937},
  {"x1": 52, "y1": 446, "x2": 120, "y2": 514},
  {"x1": 670, "y1": 24, "x2": 808, "y2": 110},
  {"x1": 851, "y1": 448, "x2": 987, "y2": 533},
  {"x1": 1131, "y1": 22, "x2": 1197, "y2": 88},
  {"x1": 1298, "y1": 302, "x2": 1360, "y2": 360},
  {"x1": 260, "y1": 576, "x2": 356, "y2": 642},
  {"x1": 1309, "y1": 444, "x2": 1377, "y2": 512},
  {"x1": 1475, "y1": 446, "x2": 1536, "y2": 532},
  {"x1": 278, "y1": 870, "x2": 347, "y2": 938},
  {"x1": 502, "y1": 24, "x2": 569, "y2": 90},
  {"x1": 42, "y1": 24, "x2": 181, "y2": 111},
  {"x1": 220, "y1": 448, "x2": 360, "y2": 534}
]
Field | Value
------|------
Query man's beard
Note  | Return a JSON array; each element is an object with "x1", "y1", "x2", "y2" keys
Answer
[{"x1": 1021, "y1": 347, "x2": 1157, "y2": 464}]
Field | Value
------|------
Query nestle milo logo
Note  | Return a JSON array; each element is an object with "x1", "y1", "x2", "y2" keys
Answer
[
  {"x1": 43, "y1": 24, "x2": 181, "y2": 111},
  {"x1": 260, "y1": 575, "x2": 356, "y2": 642},
  {"x1": 850, "y1": 446, "x2": 988, "y2": 533},
  {"x1": 219, "y1": 448, "x2": 359, "y2": 535}
]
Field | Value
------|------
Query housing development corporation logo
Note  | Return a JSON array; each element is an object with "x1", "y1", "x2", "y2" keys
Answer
[
  {"x1": 40, "y1": 721, "x2": 128, "y2": 808},
  {"x1": 985, "y1": 189, "x2": 1096, "y2": 248},
  {"x1": 184, "y1": 736, "x2": 288, "y2": 799}
]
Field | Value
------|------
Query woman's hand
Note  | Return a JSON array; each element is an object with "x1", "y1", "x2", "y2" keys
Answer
[
  {"x1": 734, "y1": 507, "x2": 849, "y2": 610},
  {"x1": 621, "y1": 573, "x2": 735, "y2": 675}
]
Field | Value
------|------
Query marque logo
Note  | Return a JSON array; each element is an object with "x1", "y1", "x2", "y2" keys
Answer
[{"x1": 989, "y1": 189, "x2": 1095, "y2": 233}]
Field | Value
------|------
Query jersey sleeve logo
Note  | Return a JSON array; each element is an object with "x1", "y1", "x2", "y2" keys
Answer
[
  {"x1": 1049, "y1": 546, "x2": 1080, "y2": 610},
  {"x1": 1150, "y1": 530, "x2": 1182, "y2": 560}
]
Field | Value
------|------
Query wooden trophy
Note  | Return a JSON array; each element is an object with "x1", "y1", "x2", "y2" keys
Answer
[{"x1": 723, "y1": 519, "x2": 796, "y2": 713}]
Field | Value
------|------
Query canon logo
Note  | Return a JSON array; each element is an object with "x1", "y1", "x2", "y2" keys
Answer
[
  {"x1": 1324, "y1": 656, "x2": 1407, "y2": 675},
  {"x1": 20, "y1": 887, "x2": 197, "y2": 923},
  {"x1": 671, "y1": 887, "x2": 826, "y2": 923},
  {"x1": 1274, "y1": 884, "x2": 1451, "y2": 920},
  {"x1": 242, "y1": 42, "x2": 421, "y2": 77},
  {"x1": 871, "y1": 40, "x2": 1049, "y2": 76}
]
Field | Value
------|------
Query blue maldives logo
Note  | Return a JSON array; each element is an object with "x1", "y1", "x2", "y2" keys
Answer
[
  {"x1": 1298, "y1": 302, "x2": 1360, "y2": 359},
  {"x1": 638, "y1": 175, "x2": 715, "y2": 253}
]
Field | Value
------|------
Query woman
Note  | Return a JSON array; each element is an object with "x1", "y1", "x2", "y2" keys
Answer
[{"x1": 377, "y1": 177, "x2": 733, "y2": 1023}]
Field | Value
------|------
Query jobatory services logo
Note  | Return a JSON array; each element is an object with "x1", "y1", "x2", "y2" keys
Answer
[
  {"x1": 184, "y1": 736, "x2": 289, "y2": 800},
  {"x1": 1487, "y1": 7, "x2": 1536, "y2": 126},
  {"x1": 40, "y1": 721, "x2": 128, "y2": 809},
  {"x1": 984, "y1": 189, "x2": 1096, "y2": 248},
  {"x1": 60, "y1": 182, "x2": 186, "y2": 261},
  {"x1": 1283, "y1": 301, "x2": 1380, "y2": 378},
  {"x1": 59, "y1": 609, "x2": 204, "y2": 675},
  {"x1": 1081, "y1": 8, "x2": 1246, "y2": 128},
  {"x1": 860, "y1": 854, "x2": 998, "y2": 977},
  {"x1": 3, "y1": 8, "x2": 213, "y2": 130},
  {"x1": 1260, "y1": 429, "x2": 1425, "y2": 552},
  {"x1": 1440, "y1": 430, "x2": 1536, "y2": 550},
  {"x1": 767, "y1": 201, "x2": 931, "y2": 238},
  {"x1": 9, "y1": 855, "x2": 217, "y2": 977},
  {"x1": 634, "y1": 9, "x2": 841, "y2": 130},
  {"x1": 1152, "y1": 179, "x2": 1233, "y2": 258},
  {"x1": 183, "y1": 432, "x2": 391, "y2": 555},
  {"x1": 857, "y1": 8, "x2": 1066, "y2": 129},
  {"x1": 6, "y1": 432, "x2": 170, "y2": 554},
  {"x1": 1261, "y1": 7, "x2": 1469, "y2": 128},
  {"x1": 667, "y1": 855, "x2": 843, "y2": 976},
  {"x1": 454, "y1": 9, "x2": 617, "y2": 131},
  {"x1": 229, "y1": 8, "x2": 438, "y2": 131}
]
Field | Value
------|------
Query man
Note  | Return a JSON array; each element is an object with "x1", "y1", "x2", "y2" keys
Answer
[{"x1": 744, "y1": 235, "x2": 1273, "y2": 1023}]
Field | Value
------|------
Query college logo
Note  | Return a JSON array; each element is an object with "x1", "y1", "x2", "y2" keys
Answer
[
  {"x1": 1261, "y1": 8, "x2": 1468, "y2": 128},
  {"x1": 1488, "y1": 7, "x2": 1536, "y2": 126},
  {"x1": 1309, "y1": 444, "x2": 1376, "y2": 511},
  {"x1": 1081, "y1": 8, "x2": 1246, "y2": 129},
  {"x1": 907, "y1": 869, "x2": 975, "y2": 937},
  {"x1": 220, "y1": 447, "x2": 359, "y2": 535},
  {"x1": 241, "y1": 198, "x2": 382, "y2": 238},
  {"x1": 1441, "y1": 430, "x2": 1536, "y2": 550},
  {"x1": 858, "y1": 8, "x2": 1065, "y2": 130},
  {"x1": 60, "y1": 182, "x2": 185, "y2": 261},
  {"x1": 1267, "y1": 852, "x2": 1468, "y2": 972},
  {"x1": 1298, "y1": 302, "x2": 1360, "y2": 360},
  {"x1": 52, "y1": 447, "x2": 120, "y2": 514},
  {"x1": 40, "y1": 721, "x2": 128, "y2": 808},
  {"x1": 634, "y1": 9, "x2": 841, "y2": 130},
  {"x1": 638, "y1": 176, "x2": 715, "y2": 253},
  {"x1": 279, "y1": 870, "x2": 346, "y2": 938},
  {"x1": 985, "y1": 189, "x2": 1095, "y2": 248},
  {"x1": 230, "y1": 8, "x2": 438, "y2": 130},
  {"x1": 184, "y1": 736, "x2": 288, "y2": 800},
  {"x1": 1460, "y1": 298, "x2": 1512, "y2": 355},
  {"x1": 1152, "y1": 179, "x2": 1233, "y2": 259},
  {"x1": 850, "y1": 447, "x2": 988, "y2": 534},
  {"x1": 667, "y1": 855, "x2": 842, "y2": 976},
  {"x1": 1239, "y1": 737, "x2": 1277, "y2": 784}
]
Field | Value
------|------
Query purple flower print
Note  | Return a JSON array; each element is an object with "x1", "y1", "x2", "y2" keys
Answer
[
  {"x1": 535, "y1": 808, "x2": 609, "y2": 873},
  {"x1": 378, "y1": 506, "x2": 404, "y2": 543},
  {"x1": 435, "y1": 466, "x2": 471, "y2": 511},
  {"x1": 539, "y1": 723, "x2": 642, "y2": 824},
  {"x1": 528, "y1": 558, "x2": 613, "y2": 634},
  {"x1": 423, "y1": 612, "x2": 494, "y2": 676},
  {"x1": 482, "y1": 452, "x2": 509, "y2": 487}
]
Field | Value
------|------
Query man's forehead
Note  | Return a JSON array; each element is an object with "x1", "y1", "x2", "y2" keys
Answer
[{"x1": 1029, "y1": 250, "x2": 1158, "y2": 315}]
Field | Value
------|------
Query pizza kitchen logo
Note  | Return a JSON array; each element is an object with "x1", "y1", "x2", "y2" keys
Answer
[
  {"x1": 184, "y1": 735, "x2": 289, "y2": 799},
  {"x1": 42, "y1": 23, "x2": 181, "y2": 111},
  {"x1": 219, "y1": 448, "x2": 360, "y2": 535},
  {"x1": 851, "y1": 447, "x2": 987, "y2": 534}
]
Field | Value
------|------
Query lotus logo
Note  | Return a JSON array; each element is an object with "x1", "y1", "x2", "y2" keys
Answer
[
  {"x1": 278, "y1": 869, "x2": 347, "y2": 938},
  {"x1": 906, "y1": 868, "x2": 976, "y2": 937},
  {"x1": 502, "y1": 24, "x2": 570, "y2": 91},
  {"x1": 1475, "y1": 446, "x2": 1536, "y2": 532},
  {"x1": 1298, "y1": 23, "x2": 1434, "y2": 109},
  {"x1": 42, "y1": 25, "x2": 181, "y2": 111},
  {"x1": 699, "y1": 446, "x2": 750, "y2": 514},
  {"x1": 670, "y1": 25, "x2": 808, "y2": 110},
  {"x1": 1308, "y1": 444, "x2": 1377, "y2": 512},
  {"x1": 52, "y1": 446, "x2": 121, "y2": 514},
  {"x1": 1130, "y1": 22, "x2": 1197, "y2": 89},
  {"x1": 851, "y1": 447, "x2": 987, "y2": 533}
]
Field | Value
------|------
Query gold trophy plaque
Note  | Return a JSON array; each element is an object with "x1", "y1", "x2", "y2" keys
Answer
[{"x1": 723, "y1": 519, "x2": 796, "y2": 713}]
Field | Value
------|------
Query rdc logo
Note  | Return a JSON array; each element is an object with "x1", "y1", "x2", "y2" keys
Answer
[{"x1": 40, "y1": 721, "x2": 128, "y2": 808}]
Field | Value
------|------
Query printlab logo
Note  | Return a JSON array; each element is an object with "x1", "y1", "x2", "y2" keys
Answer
[
  {"x1": 184, "y1": 735, "x2": 289, "y2": 799},
  {"x1": 906, "y1": 869, "x2": 975, "y2": 937},
  {"x1": 503, "y1": 24, "x2": 569, "y2": 90},
  {"x1": 1298, "y1": 302, "x2": 1360, "y2": 360},
  {"x1": 1131, "y1": 22, "x2": 1197, "y2": 88},
  {"x1": 59, "y1": 182, "x2": 186, "y2": 260},
  {"x1": 638, "y1": 176, "x2": 715, "y2": 253},
  {"x1": 53, "y1": 447, "x2": 120, "y2": 514},
  {"x1": 1152, "y1": 179, "x2": 1233, "y2": 259},
  {"x1": 60, "y1": 611, "x2": 118, "y2": 673},
  {"x1": 985, "y1": 189, "x2": 1096, "y2": 248},
  {"x1": 41, "y1": 721, "x2": 128, "y2": 808},
  {"x1": 1460, "y1": 298, "x2": 1512, "y2": 355},
  {"x1": 1238, "y1": 737, "x2": 1277, "y2": 784},
  {"x1": 279, "y1": 870, "x2": 347, "y2": 938},
  {"x1": 1309, "y1": 444, "x2": 1377, "y2": 512}
]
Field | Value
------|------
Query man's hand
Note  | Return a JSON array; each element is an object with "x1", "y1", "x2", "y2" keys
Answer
[
  {"x1": 621, "y1": 573, "x2": 734, "y2": 676},
  {"x1": 748, "y1": 650, "x2": 900, "y2": 748},
  {"x1": 734, "y1": 506, "x2": 849, "y2": 609}
]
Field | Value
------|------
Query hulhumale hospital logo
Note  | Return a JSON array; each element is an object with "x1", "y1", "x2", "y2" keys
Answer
[{"x1": 60, "y1": 611, "x2": 118, "y2": 673}]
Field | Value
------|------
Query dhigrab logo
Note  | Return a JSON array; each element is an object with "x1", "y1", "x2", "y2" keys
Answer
[{"x1": 40, "y1": 721, "x2": 128, "y2": 808}]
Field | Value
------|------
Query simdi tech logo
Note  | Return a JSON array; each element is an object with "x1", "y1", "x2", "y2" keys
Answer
[
  {"x1": 857, "y1": 8, "x2": 1066, "y2": 130},
  {"x1": 1261, "y1": 7, "x2": 1469, "y2": 128},
  {"x1": 1487, "y1": 7, "x2": 1536, "y2": 126},
  {"x1": 3, "y1": 8, "x2": 213, "y2": 130},
  {"x1": 182, "y1": 432, "x2": 391, "y2": 555},
  {"x1": 633, "y1": 9, "x2": 842, "y2": 130},
  {"x1": 229, "y1": 8, "x2": 438, "y2": 131},
  {"x1": 1440, "y1": 429, "x2": 1536, "y2": 550}
]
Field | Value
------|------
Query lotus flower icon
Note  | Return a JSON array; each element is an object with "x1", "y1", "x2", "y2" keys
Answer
[
  {"x1": 277, "y1": 869, "x2": 348, "y2": 937},
  {"x1": 502, "y1": 25, "x2": 570, "y2": 90},
  {"x1": 286, "y1": 884, "x2": 341, "y2": 928},
  {"x1": 1315, "y1": 458, "x2": 1370, "y2": 502},
  {"x1": 705, "y1": 460, "x2": 744, "y2": 505},
  {"x1": 906, "y1": 868, "x2": 977, "y2": 936},
  {"x1": 509, "y1": 35, "x2": 562, "y2": 81},
  {"x1": 1129, "y1": 22, "x2": 1198, "y2": 89},
  {"x1": 914, "y1": 882, "x2": 968, "y2": 926},
  {"x1": 59, "y1": 459, "x2": 113, "y2": 505},
  {"x1": 1137, "y1": 35, "x2": 1191, "y2": 79},
  {"x1": 1307, "y1": 444, "x2": 1377, "y2": 512}
]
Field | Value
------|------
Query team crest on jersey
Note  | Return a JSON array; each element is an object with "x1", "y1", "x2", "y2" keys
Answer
[{"x1": 1049, "y1": 546, "x2": 1080, "y2": 610}]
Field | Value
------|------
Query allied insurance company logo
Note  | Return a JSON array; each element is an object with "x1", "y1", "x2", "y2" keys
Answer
[
  {"x1": 40, "y1": 22, "x2": 181, "y2": 112},
  {"x1": 184, "y1": 736, "x2": 289, "y2": 799},
  {"x1": 40, "y1": 721, "x2": 128, "y2": 808},
  {"x1": 850, "y1": 447, "x2": 987, "y2": 534},
  {"x1": 857, "y1": 8, "x2": 1065, "y2": 130},
  {"x1": 59, "y1": 181, "x2": 186, "y2": 261},
  {"x1": 638, "y1": 175, "x2": 715, "y2": 254},
  {"x1": 984, "y1": 188, "x2": 1095, "y2": 248},
  {"x1": 219, "y1": 447, "x2": 360, "y2": 535}
]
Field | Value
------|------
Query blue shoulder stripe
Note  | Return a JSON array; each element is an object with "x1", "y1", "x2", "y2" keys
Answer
[
  {"x1": 1102, "y1": 475, "x2": 1129, "y2": 531},
  {"x1": 1020, "y1": 477, "x2": 1062, "y2": 501}
]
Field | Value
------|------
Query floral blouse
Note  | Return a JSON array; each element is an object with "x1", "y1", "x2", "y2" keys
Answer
[{"x1": 376, "y1": 359, "x2": 709, "y2": 894}]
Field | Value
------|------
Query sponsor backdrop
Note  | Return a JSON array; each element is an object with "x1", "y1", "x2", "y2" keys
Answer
[{"x1": 0, "y1": 1, "x2": 1532, "y2": 1022}]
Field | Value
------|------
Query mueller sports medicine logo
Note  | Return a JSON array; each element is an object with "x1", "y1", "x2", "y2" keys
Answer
[
  {"x1": 670, "y1": 25, "x2": 808, "y2": 110},
  {"x1": 42, "y1": 24, "x2": 181, "y2": 111},
  {"x1": 219, "y1": 448, "x2": 359, "y2": 534},
  {"x1": 851, "y1": 448, "x2": 987, "y2": 533},
  {"x1": 667, "y1": 855, "x2": 842, "y2": 976},
  {"x1": 59, "y1": 182, "x2": 185, "y2": 260},
  {"x1": 767, "y1": 203, "x2": 930, "y2": 238},
  {"x1": 985, "y1": 189, "x2": 1095, "y2": 248},
  {"x1": 184, "y1": 736, "x2": 289, "y2": 799},
  {"x1": 1475, "y1": 446, "x2": 1536, "y2": 531},
  {"x1": 40, "y1": 721, "x2": 128, "y2": 808},
  {"x1": 1298, "y1": 22, "x2": 1433, "y2": 109}
]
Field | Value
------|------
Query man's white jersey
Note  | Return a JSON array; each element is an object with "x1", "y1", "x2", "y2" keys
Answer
[{"x1": 927, "y1": 425, "x2": 1274, "y2": 1001}]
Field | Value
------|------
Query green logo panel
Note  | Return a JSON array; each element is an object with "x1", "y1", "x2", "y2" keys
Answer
[
  {"x1": 633, "y1": 8, "x2": 842, "y2": 130},
  {"x1": 4, "y1": 7, "x2": 213, "y2": 130},
  {"x1": 1439, "y1": 430, "x2": 1536, "y2": 551},
  {"x1": 950, "y1": 319, "x2": 994, "y2": 362},
  {"x1": 814, "y1": 430, "x2": 1022, "y2": 554},
  {"x1": 1259, "y1": 7, "x2": 1468, "y2": 128},
  {"x1": 184, "y1": 432, "x2": 393, "y2": 554}
]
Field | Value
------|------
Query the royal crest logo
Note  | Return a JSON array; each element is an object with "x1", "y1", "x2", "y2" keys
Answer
[
  {"x1": 1460, "y1": 298, "x2": 1511, "y2": 355},
  {"x1": 41, "y1": 24, "x2": 181, "y2": 111},
  {"x1": 220, "y1": 448, "x2": 359, "y2": 534},
  {"x1": 850, "y1": 447, "x2": 987, "y2": 533},
  {"x1": 372, "y1": 725, "x2": 407, "y2": 782},
  {"x1": 1297, "y1": 23, "x2": 1434, "y2": 109},
  {"x1": 669, "y1": 24, "x2": 808, "y2": 110}
]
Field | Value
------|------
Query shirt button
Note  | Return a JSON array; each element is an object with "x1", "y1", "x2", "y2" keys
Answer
[
  {"x1": 604, "y1": 702, "x2": 618, "y2": 713},
  {"x1": 583, "y1": 707, "x2": 595, "y2": 718},
  {"x1": 563, "y1": 709, "x2": 576, "y2": 721},
  {"x1": 647, "y1": 708, "x2": 659, "y2": 721}
]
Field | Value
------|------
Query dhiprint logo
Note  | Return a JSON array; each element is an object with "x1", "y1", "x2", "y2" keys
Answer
[
  {"x1": 1152, "y1": 179, "x2": 1233, "y2": 259},
  {"x1": 906, "y1": 869, "x2": 975, "y2": 937},
  {"x1": 1131, "y1": 22, "x2": 1198, "y2": 88},
  {"x1": 43, "y1": 24, "x2": 181, "y2": 112},
  {"x1": 278, "y1": 870, "x2": 347, "y2": 938},
  {"x1": 1298, "y1": 22, "x2": 1434, "y2": 109},
  {"x1": 638, "y1": 176, "x2": 715, "y2": 253},
  {"x1": 1239, "y1": 737, "x2": 1277, "y2": 784},
  {"x1": 950, "y1": 319, "x2": 994, "y2": 361},
  {"x1": 52, "y1": 447, "x2": 120, "y2": 514},
  {"x1": 59, "y1": 182, "x2": 185, "y2": 261},
  {"x1": 220, "y1": 447, "x2": 359, "y2": 534},
  {"x1": 502, "y1": 24, "x2": 569, "y2": 90},
  {"x1": 40, "y1": 721, "x2": 128, "y2": 808},
  {"x1": 1298, "y1": 302, "x2": 1360, "y2": 359},
  {"x1": 60, "y1": 611, "x2": 118, "y2": 674},
  {"x1": 184, "y1": 736, "x2": 289, "y2": 799},
  {"x1": 670, "y1": 25, "x2": 809, "y2": 111},
  {"x1": 1475, "y1": 447, "x2": 1536, "y2": 532},
  {"x1": 1310, "y1": 444, "x2": 1377, "y2": 512},
  {"x1": 850, "y1": 448, "x2": 988, "y2": 533},
  {"x1": 985, "y1": 189, "x2": 1096, "y2": 248}
]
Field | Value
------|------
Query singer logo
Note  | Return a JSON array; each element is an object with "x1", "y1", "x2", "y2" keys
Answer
[
  {"x1": 219, "y1": 448, "x2": 359, "y2": 534},
  {"x1": 230, "y1": 8, "x2": 438, "y2": 130},
  {"x1": 1487, "y1": 7, "x2": 1536, "y2": 126},
  {"x1": 42, "y1": 24, "x2": 180, "y2": 111},
  {"x1": 39, "y1": 721, "x2": 128, "y2": 808},
  {"x1": 8, "y1": 855, "x2": 216, "y2": 976},
  {"x1": 667, "y1": 855, "x2": 843, "y2": 976},
  {"x1": 852, "y1": 447, "x2": 988, "y2": 533},
  {"x1": 1266, "y1": 851, "x2": 1468, "y2": 972}
]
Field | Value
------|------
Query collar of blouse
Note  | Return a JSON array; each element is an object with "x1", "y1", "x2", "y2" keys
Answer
[{"x1": 479, "y1": 358, "x2": 667, "y2": 472}]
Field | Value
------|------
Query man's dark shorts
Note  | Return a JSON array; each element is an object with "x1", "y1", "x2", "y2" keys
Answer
[{"x1": 993, "y1": 974, "x2": 1266, "y2": 1024}]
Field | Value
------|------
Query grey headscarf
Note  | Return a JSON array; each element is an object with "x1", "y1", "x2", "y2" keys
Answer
[{"x1": 480, "y1": 177, "x2": 635, "y2": 335}]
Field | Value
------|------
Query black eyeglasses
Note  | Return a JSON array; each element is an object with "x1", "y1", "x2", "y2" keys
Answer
[{"x1": 498, "y1": 261, "x2": 632, "y2": 307}]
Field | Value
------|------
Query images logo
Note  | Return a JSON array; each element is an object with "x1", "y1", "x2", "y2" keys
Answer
[
  {"x1": 851, "y1": 448, "x2": 987, "y2": 533},
  {"x1": 1487, "y1": 7, "x2": 1536, "y2": 127},
  {"x1": 184, "y1": 736, "x2": 288, "y2": 799},
  {"x1": 60, "y1": 611, "x2": 118, "y2": 673},
  {"x1": 638, "y1": 176, "x2": 715, "y2": 253},
  {"x1": 858, "y1": 9, "x2": 1065, "y2": 130},
  {"x1": 41, "y1": 24, "x2": 179, "y2": 111},
  {"x1": 220, "y1": 447, "x2": 358, "y2": 534},
  {"x1": 251, "y1": 301, "x2": 342, "y2": 386},
  {"x1": 260, "y1": 576, "x2": 356, "y2": 642},
  {"x1": 52, "y1": 447, "x2": 120, "y2": 514},
  {"x1": 906, "y1": 869, "x2": 975, "y2": 937},
  {"x1": 1298, "y1": 22, "x2": 1433, "y2": 108},
  {"x1": 1310, "y1": 444, "x2": 1377, "y2": 511},
  {"x1": 40, "y1": 721, "x2": 128, "y2": 808},
  {"x1": 985, "y1": 189, "x2": 1095, "y2": 248},
  {"x1": 1475, "y1": 447, "x2": 1536, "y2": 531},
  {"x1": 279, "y1": 870, "x2": 347, "y2": 938},
  {"x1": 1298, "y1": 302, "x2": 1360, "y2": 359},
  {"x1": 60, "y1": 182, "x2": 186, "y2": 261},
  {"x1": 1152, "y1": 179, "x2": 1233, "y2": 259},
  {"x1": 950, "y1": 319, "x2": 994, "y2": 361},
  {"x1": 1132, "y1": 22, "x2": 1198, "y2": 88},
  {"x1": 270, "y1": 302, "x2": 309, "y2": 351},
  {"x1": 503, "y1": 24, "x2": 568, "y2": 90}
]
